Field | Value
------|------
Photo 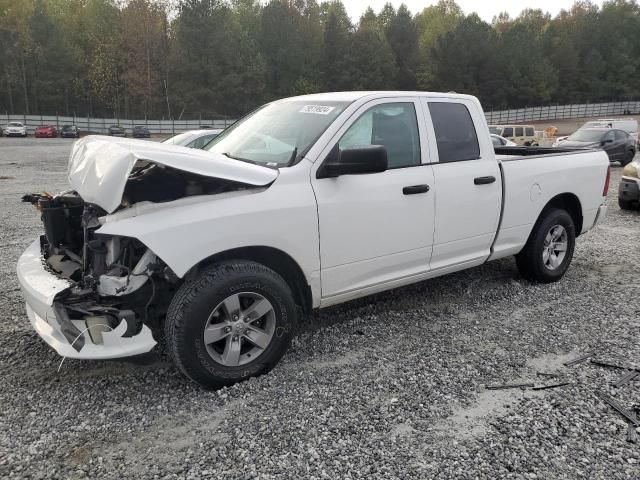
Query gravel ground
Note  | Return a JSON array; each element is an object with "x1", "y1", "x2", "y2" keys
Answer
[{"x1": 0, "y1": 137, "x2": 638, "y2": 479}]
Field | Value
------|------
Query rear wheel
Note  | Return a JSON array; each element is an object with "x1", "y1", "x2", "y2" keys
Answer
[
  {"x1": 165, "y1": 260, "x2": 297, "y2": 389},
  {"x1": 620, "y1": 150, "x2": 635, "y2": 167},
  {"x1": 516, "y1": 208, "x2": 576, "y2": 283}
]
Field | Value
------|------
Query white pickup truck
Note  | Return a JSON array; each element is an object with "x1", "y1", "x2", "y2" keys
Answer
[{"x1": 18, "y1": 91, "x2": 610, "y2": 388}]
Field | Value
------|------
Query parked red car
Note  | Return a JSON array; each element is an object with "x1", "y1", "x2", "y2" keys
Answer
[{"x1": 35, "y1": 125, "x2": 58, "y2": 138}]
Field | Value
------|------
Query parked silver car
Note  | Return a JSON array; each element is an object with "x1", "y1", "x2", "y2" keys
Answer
[
  {"x1": 3, "y1": 122, "x2": 27, "y2": 137},
  {"x1": 163, "y1": 129, "x2": 223, "y2": 149}
]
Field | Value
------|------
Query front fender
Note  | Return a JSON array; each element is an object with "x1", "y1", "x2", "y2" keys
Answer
[{"x1": 96, "y1": 180, "x2": 320, "y2": 286}]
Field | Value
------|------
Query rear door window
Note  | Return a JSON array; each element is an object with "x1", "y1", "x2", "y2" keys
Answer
[
  {"x1": 525, "y1": 127, "x2": 535, "y2": 136},
  {"x1": 428, "y1": 102, "x2": 480, "y2": 163},
  {"x1": 515, "y1": 127, "x2": 524, "y2": 137}
]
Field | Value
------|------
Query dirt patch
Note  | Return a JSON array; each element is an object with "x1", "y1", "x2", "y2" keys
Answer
[
  {"x1": 434, "y1": 387, "x2": 530, "y2": 439},
  {"x1": 434, "y1": 352, "x2": 576, "y2": 439},
  {"x1": 526, "y1": 351, "x2": 575, "y2": 375},
  {"x1": 391, "y1": 422, "x2": 415, "y2": 438}
]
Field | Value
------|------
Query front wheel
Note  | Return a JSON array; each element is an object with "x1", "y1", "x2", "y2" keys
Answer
[
  {"x1": 516, "y1": 208, "x2": 576, "y2": 283},
  {"x1": 165, "y1": 260, "x2": 297, "y2": 389}
]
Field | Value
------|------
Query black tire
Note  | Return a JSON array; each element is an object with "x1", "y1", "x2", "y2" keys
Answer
[
  {"x1": 515, "y1": 207, "x2": 576, "y2": 283},
  {"x1": 620, "y1": 150, "x2": 635, "y2": 167},
  {"x1": 165, "y1": 260, "x2": 296, "y2": 389},
  {"x1": 618, "y1": 198, "x2": 634, "y2": 210}
]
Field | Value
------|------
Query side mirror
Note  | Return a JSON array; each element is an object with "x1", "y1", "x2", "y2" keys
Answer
[{"x1": 317, "y1": 145, "x2": 388, "y2": 179}]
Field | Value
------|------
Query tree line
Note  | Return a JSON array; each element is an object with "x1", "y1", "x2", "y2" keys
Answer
[{"x1": 1, "y1": 0, "x2": 640, "y2": 120}]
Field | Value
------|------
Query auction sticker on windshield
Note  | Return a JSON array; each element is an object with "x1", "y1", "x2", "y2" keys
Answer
[{"x1": 299, "y1": 105, "x2": 336, "y2": 115}]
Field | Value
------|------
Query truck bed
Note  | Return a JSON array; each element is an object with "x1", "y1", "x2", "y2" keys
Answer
[
  {"x1": 489, "y1": 146, "x2": 608, "y2": 262},
  {"x1": 495, "y1": 145, "x2": 594, "y2": 161}
]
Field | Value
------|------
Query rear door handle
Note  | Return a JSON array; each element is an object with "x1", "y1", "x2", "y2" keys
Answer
[
  {"x1": 403, "y1": 184, "x2": 430, "y2": 195},
  {"x1": 474, "y1": 176, "x2": 496, "y2": 185}
]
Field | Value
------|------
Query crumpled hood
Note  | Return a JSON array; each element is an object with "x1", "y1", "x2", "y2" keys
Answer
[{"x1": 68, "y1": 135, "x2": 279, "y2": 213}]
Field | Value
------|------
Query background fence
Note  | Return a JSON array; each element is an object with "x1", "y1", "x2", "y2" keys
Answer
[
  {"x1": 484, "y1": 100, "x2": 640, "y2": 124},
  {"x1": 0, "y1": 114, "x2": 236, "y2": 135},
  {"x1": 3, "y1": 100, "x2": 640, "y2": 135}
]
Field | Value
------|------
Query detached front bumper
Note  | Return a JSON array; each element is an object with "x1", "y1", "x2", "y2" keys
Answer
[{"x1": 17, "y1": 239, "x2": 156, "y2": 359}]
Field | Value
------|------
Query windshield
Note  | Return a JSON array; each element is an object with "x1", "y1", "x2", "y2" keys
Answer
[
  {"x1": 62, "y1": 125, "x2": 75, "y2": 130},
  {"x1": 205, "y1": 100, "x2": 351, "y2": 167},
  {"x1": 567, "y1": 129, "x2": 606, "y2": 142},
  {"x1": 9, "y1": 122, "x2": 22, "y2": 127}
]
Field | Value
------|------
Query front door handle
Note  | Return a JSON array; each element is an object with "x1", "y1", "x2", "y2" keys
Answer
[
  {"x1": 403, "y1": 184, "x2": 430, "y2": 195},
  {"x1": 474, "y1": 176, "x2": 496, "y2": 185}
]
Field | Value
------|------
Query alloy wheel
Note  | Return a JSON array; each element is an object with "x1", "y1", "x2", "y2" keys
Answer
[
  {"x1": 203, "y1": 292, "x2": 276, "y2": 367},
  {"x1": 542, "y1": 224, "x2": 568, "y2": 270}
]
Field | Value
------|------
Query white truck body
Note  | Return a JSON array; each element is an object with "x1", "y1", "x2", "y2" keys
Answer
[{"x1": 17, "y1": 91, "x2": 609, "y2": 372}]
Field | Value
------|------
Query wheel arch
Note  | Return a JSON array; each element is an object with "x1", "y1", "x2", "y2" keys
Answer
[
  {"x1": 536, "y1": 192, "x2": 584, "y2": 237},
  {"x1": 186, "y1": 246, "x2": 313, "y2": 314}
]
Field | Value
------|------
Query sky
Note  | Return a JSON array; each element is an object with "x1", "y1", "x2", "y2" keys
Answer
[{"x1": 342, "y1": 0, "x2": 606, "y2": 23}]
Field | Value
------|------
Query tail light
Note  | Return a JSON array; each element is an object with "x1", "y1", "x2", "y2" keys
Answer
[{"x1": 603, "y1": 165, "x2": 611, "y2": 196}]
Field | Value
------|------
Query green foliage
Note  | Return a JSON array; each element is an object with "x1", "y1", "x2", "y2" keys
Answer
[
  {"x1": 320, "y1": 1, "x2": 352, "y2": 91},
  {"x1": 348, "y1": 9, "x2": 396, "y2": 90},
  {"x1": 385, "y1": 4, "x2": 419, "y2": 89},
  {"x1": 2, "y1": 0, "x2": 640, "y2": 117}
]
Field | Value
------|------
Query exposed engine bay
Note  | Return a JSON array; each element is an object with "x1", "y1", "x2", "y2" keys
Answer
[
  {"x1": 21, "y1": 189, "x2": 179, "y2": 351},
  {"x1": 21, "y1": 163, "x2": 255, "y2": 352},
  {"x1": 18, "y1": 136, "x2": 279, "y2": 356},
  {"x1": 122, "y1": 161, "x2": 254, "y2": 207},
  {"x1": 22, "y1": 161, "x2": 264, "y2": 351}
]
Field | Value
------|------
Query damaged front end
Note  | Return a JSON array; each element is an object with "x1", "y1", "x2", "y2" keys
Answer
[
  {"x1": 17, "y1": 136, "x2": 279, "y2": 359},
  {"x1": 20, "y1": 191, "x2": 177, "y2": 357}
]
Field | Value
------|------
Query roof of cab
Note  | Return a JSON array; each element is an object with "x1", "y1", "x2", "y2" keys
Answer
[{"x1": 280, "y1": 91, "x2": 478, "y2": 103}]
